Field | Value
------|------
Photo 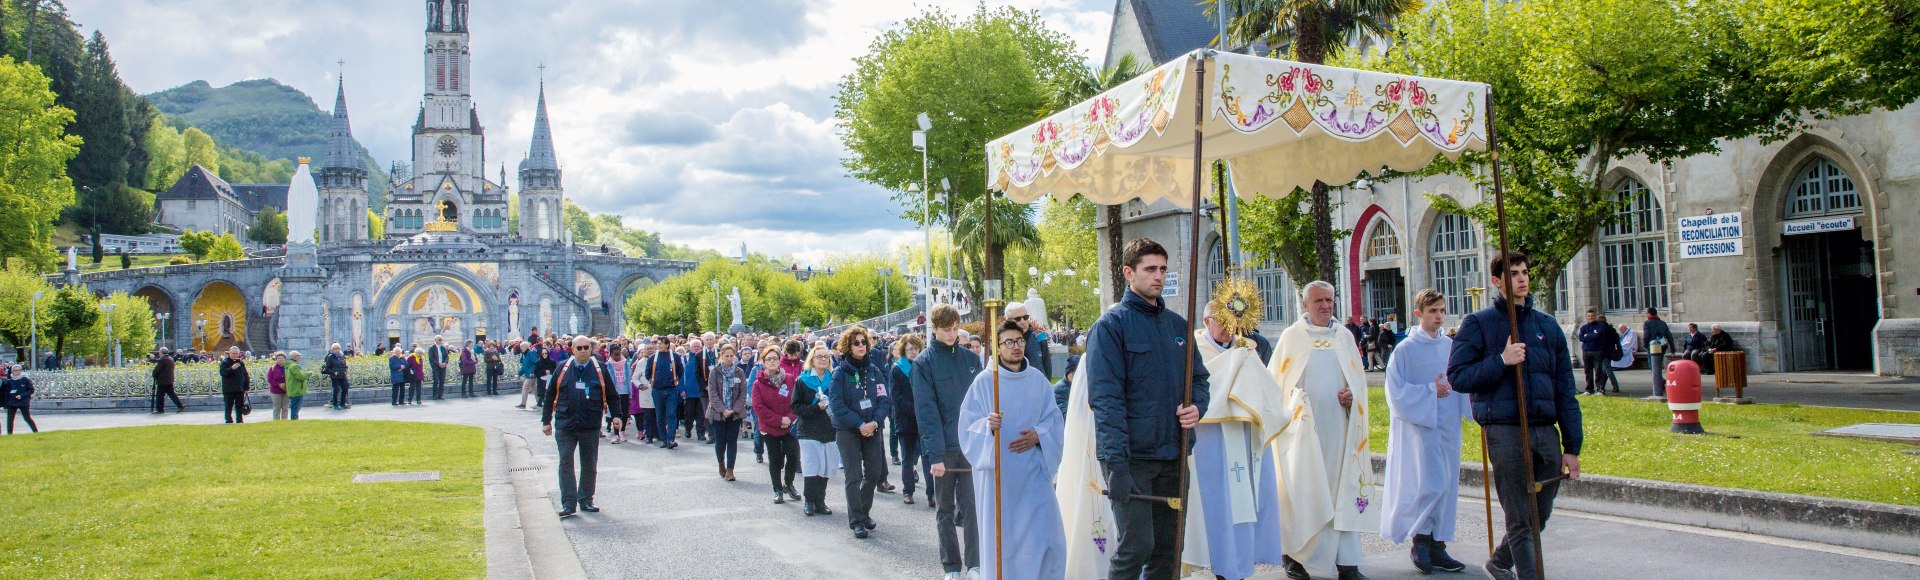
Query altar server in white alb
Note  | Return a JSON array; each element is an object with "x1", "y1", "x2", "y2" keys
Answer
[
  {"x1": 1181, "y1": 299, "x2": 1291, "y2": 579},
  {"x1": 1380, "y1": 289, "x2": 1473, "y2": 574},
  {"x1": 1271, "y1": 280, "x2": 1379, "y2": 580},
  {"x1": 959, "y1": 320, "x2": 1066, "y2": 580}
]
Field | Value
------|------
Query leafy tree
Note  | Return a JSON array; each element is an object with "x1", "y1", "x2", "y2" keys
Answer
[
  {"x1": 1209, "y1": 0, "x2": 1421, "y2": 285},
  {"x1": 41, "y1": 284, "x2": 97, "y2": 360},
  {"x1": 1240, "y1": 187, "x2": 1350, "y2": 289},
  {"x1": 142, "y1": 116, "x2": 186, "y2": 189},
  {"x1": 176, "y1": 229, "x2": 215, "y2": 260},
  {"x1": 0, "y1": 268, "x2": 57, "y2": 361},
  {"x1": 118, "y1": 248, "x2": 129, "y2": 269},
  {"x1": 1363, "y1": 0, "x2": 1920, "y2": 309},
  {"x1": 0, "y1": 55, "x2": 80, "y2": 271},
  {"x1": 68, "y1": 290, "x2": 152, "y2": 361},
  {"x1": 807, "y1": 255, "x2": 914, "y2": 324},
  {"x1": 506, "y1": 193, "x2": 518, "y2": 234},
  {"x1": 367, "y1": 209, "x2": 384, "y2": 239},
  {"x1": 948, "y1": 196, "x2": 1040, "y2": 300},
  {"x1": 248, "y1": 207, "x2": 287, "y2": 244},
  {"x1": 562, "y1": 200, "x2": 597, "y2": 242},
  {"x1": 835, "y1": 5, "x2": 1080, "y2": 286},
  {"x1": 182, "y1": 126, "x2": 218, "y2": 175},
  {"x1": 205, "y1": 233, "x2": 245, "y2": 262}
]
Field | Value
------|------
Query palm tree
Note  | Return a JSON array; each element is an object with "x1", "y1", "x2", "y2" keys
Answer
[
  {"x1": 952, "y1": 196, "x2": 1040, "y2": 304},
  {"x1": 1057, "y1": 53, "x2": 1146, "y2": 302},
  {"x1": 1207, "y1": 0, "x2": 1420, "y2": 284}
]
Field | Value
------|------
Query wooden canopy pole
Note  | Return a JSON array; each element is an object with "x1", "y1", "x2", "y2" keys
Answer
[
  {"x1": 982, "y1": 185, "x2": 1004, "y2": 580},
  {"x1": 1171, "y1": 50, "x2": 1210, "y2": 573},
  {"x1": 1483, "y1": 92, "x2": 1548, "y2": 577}
]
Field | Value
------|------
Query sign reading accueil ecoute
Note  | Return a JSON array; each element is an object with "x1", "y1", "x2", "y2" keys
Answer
[{"x1": 1678, "y1": 212, "x2": 1744, "y2": 259}]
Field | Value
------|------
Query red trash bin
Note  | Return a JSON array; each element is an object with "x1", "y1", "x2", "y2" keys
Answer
[{"x1": 1665, "y1": 360, "x2": 1706, "y2": 434}]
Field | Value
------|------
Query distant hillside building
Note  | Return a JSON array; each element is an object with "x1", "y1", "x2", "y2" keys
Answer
[{"x1": 153, "y1": 164, "x2": 293, "y2": 239}]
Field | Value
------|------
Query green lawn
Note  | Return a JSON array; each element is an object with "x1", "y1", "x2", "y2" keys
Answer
[
  {"x1": 1366, "y1": 387, "x2": 1920, "y2": 507},
  {"x1": 76, "y1": 253, "x2": 188, "y2": 272},
  {"x1": 0, "y1": 421, "x2": 485, "y2": 578}
]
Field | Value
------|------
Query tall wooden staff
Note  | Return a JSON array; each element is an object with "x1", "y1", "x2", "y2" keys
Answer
[
  {"x1": 981, "y1": 187, "x2": 1005, "y2": 580},
  {"x1": 1170, "y1": 50, "x2": 1210, "y2": 566},
  {"x1": 1484, "y1": 92, "x2": 1548, "y2": 576}
]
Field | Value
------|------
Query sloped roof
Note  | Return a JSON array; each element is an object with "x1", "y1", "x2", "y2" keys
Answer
[
  {"x1": 1133, "y1": 0, "x2": 1217, "y2": 64},
  {"x1": 232, "y1": 184, "x2": 288, "y2": 213},
  {"x1": 155, "y1": 165, "x2": 234, "y2": 202}
]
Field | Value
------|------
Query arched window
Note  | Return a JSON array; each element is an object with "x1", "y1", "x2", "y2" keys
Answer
[
  {"x1": 1599, "y1": 177, "x2": 1668, "y2": 312},
  {"x1": 1204, "y1": 241, "x2": 1292, "y2": 325},
  {"x1": 1428, "y1": 213, "x2": 1478, "y2": 315},
  {"x1": 1786, "y1": 156, "x2": 1861, "y2": 218},
  {"x1": 1364, "y1": 218, "x2": 1400, "y2": 260}
]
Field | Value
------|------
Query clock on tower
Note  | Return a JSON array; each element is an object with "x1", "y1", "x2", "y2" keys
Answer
[{"x1": 437, "y1": 135, "x2": 460, "y2": 157}]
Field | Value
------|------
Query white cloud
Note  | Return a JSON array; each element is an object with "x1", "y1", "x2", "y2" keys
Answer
[{"x1": 67, "y1": 0, "x2": 1115, "y2": 258}]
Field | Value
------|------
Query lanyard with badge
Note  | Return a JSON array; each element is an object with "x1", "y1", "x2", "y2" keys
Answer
[{"x1": 853, "y1": 369, "x2": 875, "y2": 410}]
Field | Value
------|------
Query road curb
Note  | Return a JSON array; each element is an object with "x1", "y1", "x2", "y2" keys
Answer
[
  {"x1": 502, "y1": 431, "x2": 589, "y2": 580},
  {"x1": 1372, "y1": 456, "x2": 1920, "y2": 557},
  {"x1": 484, "y1": 429, "x2": 533, "y2": 580}
]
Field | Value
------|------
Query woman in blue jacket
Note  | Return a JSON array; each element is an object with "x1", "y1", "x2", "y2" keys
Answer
[
  {"x1": 518, "y1": 343, "x2": 542, "y2": 408},
  {"x1": 6, "y1": 362, "x2": 39, "y2": 434},
  {"x1": 388, "y1": 347, "x2": 410, "y2": 406},
  {"x1": 828, "y1": 326, "x2": 892, "y2": 539}
]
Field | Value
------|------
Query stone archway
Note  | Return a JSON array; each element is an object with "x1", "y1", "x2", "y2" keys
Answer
[
  {"x1": 132, "y1": 285, "x2": 177, "y2": 348},
  {"x1": 190, "y1": 280, "x2": 248, "y2": 353},
  {"x1": 376, "y1": 269, "x2": 494, "y2": 348}
]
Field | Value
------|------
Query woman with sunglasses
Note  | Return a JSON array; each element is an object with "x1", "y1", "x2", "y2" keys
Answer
[
  {"x1": 828, "y1": 326, "x2": 892, "y2": 539},
  {"x1": 794, "y1": 346, "x2": 840, "y2": 516}
]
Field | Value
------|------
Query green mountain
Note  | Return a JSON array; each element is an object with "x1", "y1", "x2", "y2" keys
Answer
[{"x1": 144, "y1": 79, "x2": 389, "y2": 207}]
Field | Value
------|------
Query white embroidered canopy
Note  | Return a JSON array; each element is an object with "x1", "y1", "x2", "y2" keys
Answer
[{"x1": 986, "y1": 49, "x2": 1489, "y2": 206}]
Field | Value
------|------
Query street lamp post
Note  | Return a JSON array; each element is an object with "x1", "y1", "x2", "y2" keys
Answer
[
  {"x1": 157, "y1": 312, "x2": 171, "y2": 349},
  {"x1": 914, "y1": 112, "x2": 934, "y2": 344},
  {"x1": 103, "y1": 303, "x2": 118, "y2": 367},
  {"x1": 30, "y1": 291, "x2": 43, "y2": 371},
  {"x1": 878, "y1": 267, "x2": 891, "y2": 321}
]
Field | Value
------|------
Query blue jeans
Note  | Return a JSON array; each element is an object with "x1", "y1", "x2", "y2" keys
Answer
[
  {"x1": 652, "y1": 390, "x2": 681, "y2": 444},
  {"x1": 289, "y1": 396, "x2": 304, "y2": 420}
]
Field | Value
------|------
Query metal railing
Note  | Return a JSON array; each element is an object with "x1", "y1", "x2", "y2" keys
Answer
[{"x1": 28, "y1": 356, "x2": 451, "y2": 400}]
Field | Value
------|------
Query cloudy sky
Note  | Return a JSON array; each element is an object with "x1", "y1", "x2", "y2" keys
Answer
[{"x1": 66, "y1": 0, "x2": 1116, "y2": 263}]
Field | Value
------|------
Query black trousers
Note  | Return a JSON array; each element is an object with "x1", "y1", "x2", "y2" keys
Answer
[
  {"x1": 152, "y1": 383, "x2": 183, "y2": 412},
  {"x1": 899, "y1": 433, "x2": 931, "y2": 496},
  {"x1": 330, "y1": 375, "x2": 350, "y2": 407},
  {"x1": 713, "y1": 418, "x2": 742, "y2": 469},
  {"x1": 836, "y1": 429, "x2": 886, "y2": 529},
  {"x1": 681, "y1": 397, "x2": 708, "y2": 439},
  {"x1": 409, "y1": 379, "x2": 423, "y2": 403},
  {"x1": 460, "y1": 373, "x2": 475, "y2": 397},
  {"x1": 1485, "y1": 424, "x2": 1565, "y2": 580},
  {"x1": 1581, "y1": 351, "x2": 1604, "y2": 390},
  {"x1": 222, "y1": 392, "x2": 247, "y2": 423},
  {"x1": 933, "y1": 452, "x2": 979, "y2": 573},
  {"x1": 763, "y1": 433, "x2": 799, "y2": 490},
  {"x1": 555, "y1": 428, "x2": 601, "y2": 509},
  {"x1": 392, "y1": 381, "x2": 406, "y2": 405},
  {"x1": 4, "y1": 406, "x2": 36, "y2": 433},
  {"x1": 486, "y1": 371, "x2": 501, "y2": 395},
  {"x1": 1105, "y1": 458, "x2": 1181, "y2": 580},
  {"x1": 431, "y1": 366, "x2": 446, "y2": 399}
]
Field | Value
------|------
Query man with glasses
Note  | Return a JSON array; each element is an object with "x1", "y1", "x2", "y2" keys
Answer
[
  {"x1": 1005, "y1": 303, "x2": 1054, "y2": 380},
  {"x1": 544, "y1": 336, "x2": 621, "y2": 518},
  {"x1": 913, "y1": 304, "x2": 984, "y2": 579},
  {"x1": 958, "y1": 320, "x2": 1068, "y2": 578},
  {"x1": 219, "y1": 346, "x2": 252, "y2": 424}
]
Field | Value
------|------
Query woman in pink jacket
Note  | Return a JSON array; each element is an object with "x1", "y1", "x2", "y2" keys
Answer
[{"x1": 751, "y1": 346, "x2": 800, "y2": 504}]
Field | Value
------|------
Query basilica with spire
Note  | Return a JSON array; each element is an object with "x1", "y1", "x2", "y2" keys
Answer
[{"x1": 319, "y1": 0, "x2": 563, "y2": 242}]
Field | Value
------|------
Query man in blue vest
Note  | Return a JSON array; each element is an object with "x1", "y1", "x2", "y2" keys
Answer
[
  {"x1": 544, "y1": 335, "x2": 620, "y2": 518},
  {"x1": 681, "y1": 339, "x2": 715, "y2": 442}
]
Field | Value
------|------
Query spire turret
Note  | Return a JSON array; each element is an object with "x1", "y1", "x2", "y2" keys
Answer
[{"x1": 520, "y1": 81, "x2": 560, "y2": 173}]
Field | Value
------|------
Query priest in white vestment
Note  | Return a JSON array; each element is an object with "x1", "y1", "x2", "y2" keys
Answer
[
  {"x1": 960, "y1": 321, "x2": 1066, "y2": 580},
  {"x1": 1270, "y1": 281, "x2": 1378, "y2": 580},
  {"x1": 1181, "y1": 301, "x2": 1291, "y2": 579},
  {"x1": 1380, "y1": 290, "x2": 1473, "y2": 574}
]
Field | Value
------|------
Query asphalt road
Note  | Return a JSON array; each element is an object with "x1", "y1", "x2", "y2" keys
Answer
[{"x1": 34, "y1": 396, "x2": 1920, "y2": 579}]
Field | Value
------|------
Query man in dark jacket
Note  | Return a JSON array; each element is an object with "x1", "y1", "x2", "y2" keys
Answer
[
  {"x1": 1054, "y1": 354, "x2": 1081, "y2": 417},
  {"x1": 428, "y1": 336, "x2": 450, "y2": 400},
  {"x1": 1576, "y1": 310, "x2": 1612, "y2": 395},
  {"x1": 828, "y1": 325, "x2": 892, "y2": 539},
  {"x1": 1448, "y1": 251, "x2": 1582, "y2": 580},
  {"x1": 1642, "y1": 309, "x2": 1674, "y2": 397},
  {"x1": 543, "y1": 336, "x2": 619, "y2": 518},
  {"x1": 219, "y1": 346, "x2": 251, "y2": 424},
  {"x1": 1086, "y1": 238, "x2": 1211, "y2": 580},
  {"x1": 680, "y1": 339, "x2": 715, "y2": 442},
  {"x1": 643, "y1": 341, "x2": 682, "y2": 448},
  {"x1": 324, "y1": 343, "x2": 351, "y2": 410},
  {"x1": 151, "y1": 348, "x2": 183, "y2": 413},
  {"x1": 913, "y1": 304, "x2": 984, "y2": 574}
]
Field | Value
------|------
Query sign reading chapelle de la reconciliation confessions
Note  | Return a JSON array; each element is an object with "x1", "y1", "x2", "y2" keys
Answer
[{"x1": 1678, "y1": 212, "x2": 1744, "y2": 259}]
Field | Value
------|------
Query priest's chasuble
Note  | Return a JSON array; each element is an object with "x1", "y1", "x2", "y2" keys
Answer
[
  {"x1": 1379, "y1": 327, "x2": 1473, "y2": 544},
  {"x1": 1269, "y1": 317, "x2": 1379, "y2": 575},
  {"x1": 1057, "y1": 357, "x2": 1117, "y2": 579},
  {"x1": 959, "y1": 363, "x2": 1067, "y2": 580}
]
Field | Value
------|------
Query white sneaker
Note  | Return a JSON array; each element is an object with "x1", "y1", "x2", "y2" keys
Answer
[
  {"x1": 966, "y1": 568, "x2": 981, "y2": 580},
  {"x1": 942, "y1": 573, "x2": 963, "y2": 580}
]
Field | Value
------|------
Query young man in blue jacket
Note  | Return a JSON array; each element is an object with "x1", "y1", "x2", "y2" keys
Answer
[
  {"x1": 914, "y1": 304, "x2": 984, "y2": 577},
  {"x1": 1085, "y1": 238, "x2": 1210, "y2": 580},
  {"x1": 1447, "y1": 251, "x2": 1583, "y2": 580}
]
